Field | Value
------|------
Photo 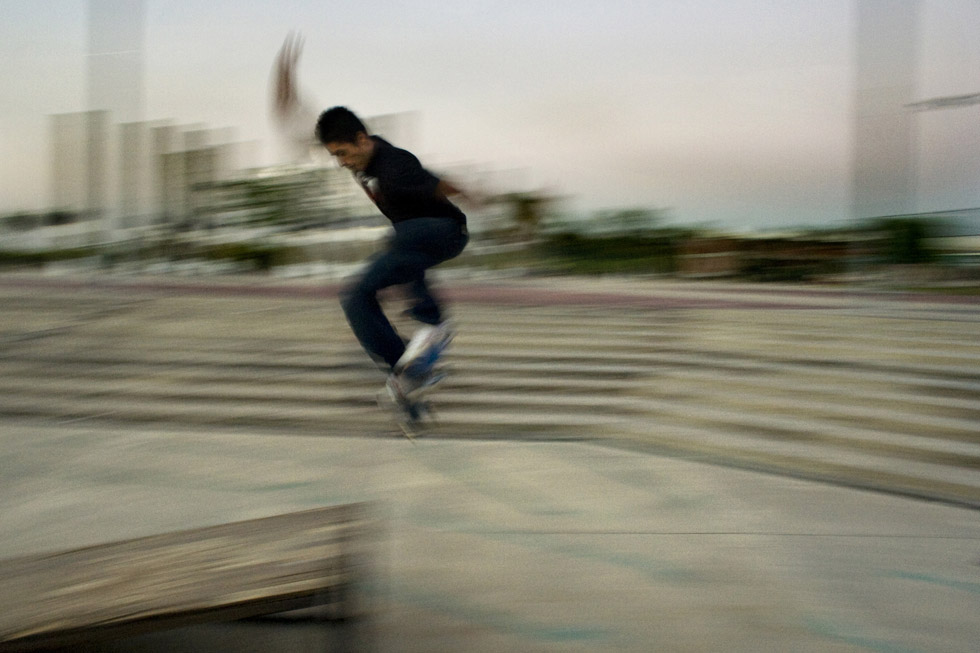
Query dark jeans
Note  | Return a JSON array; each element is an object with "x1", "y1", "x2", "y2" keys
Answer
[{"x1": 340, "y1": 217, "x2": 468, "y2": 370}]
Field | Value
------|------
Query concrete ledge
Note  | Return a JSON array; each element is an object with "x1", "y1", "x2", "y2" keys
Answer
[{"x1": 0, "y1": 504, "x2": 373, "y2": 652}]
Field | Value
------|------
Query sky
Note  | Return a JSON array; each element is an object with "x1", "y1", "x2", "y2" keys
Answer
[{"x1": 1, "y1": 0, "x2": 978, "y2": 230}]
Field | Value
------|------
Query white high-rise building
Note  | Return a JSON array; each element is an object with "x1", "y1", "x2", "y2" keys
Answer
[
  {"x1": 88, "y1": 0, "x2": 145, "y2": 235},
  {"x1": 87, "y1": 0, "x2": 144, "y2": 125},
  {"x1": 852, "y1": 0, "x2": 920, "y2": 219}
]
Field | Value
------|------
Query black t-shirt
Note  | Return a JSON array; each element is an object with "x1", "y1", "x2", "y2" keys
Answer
[{"x1": 355, "y1": 136, "x2": 466, "y2": 226}]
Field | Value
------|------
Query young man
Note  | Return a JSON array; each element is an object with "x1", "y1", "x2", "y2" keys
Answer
[{"x1": 272, "y1": 35, "x2": 472, "y2": 400}]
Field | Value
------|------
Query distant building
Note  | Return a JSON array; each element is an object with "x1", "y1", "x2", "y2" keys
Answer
[
  {"x1": 87, "y1": 0, "x2": 144, "y2": 125},
  {"x1": 852, "y1": 0, "x2": 920, "y2": 220},
  {"x1": 49, "y1": 111, "x2": 109, "y2": 228}
]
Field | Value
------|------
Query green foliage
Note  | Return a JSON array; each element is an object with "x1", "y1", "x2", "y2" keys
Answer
[
  {"x1": 46, "y1": 211, "x2": 78, "y2": 226},
  {"x1": 199, "y1": 243, "x2": 305, "y2": 271},
  {"x1": 200, "y1": 171, "x2": 329, "y2": 227},
  {"x1": 538, "y1": 232, "x2": 680, "y2": 275},
  {"x1": 531, "y1": 207, "x2": 681, "y2": 274},
  {"x1": 1, "y1": 211, "x2": 81, "y2": 230},
  {"x1": 493, "y1": 191, "x2": 553, "y2": 240},
  {"x1": 0, "y1": 247, "x2": 97, "y2": 267},
  {"x1": 590, "y1": 208, "x2": 666, "y2": 235},
  {"x1": 740, "y1": 258, "x2": 839, "y2": 283},
  {"x1": 1, "y1": 212, "x2": 41, "y2": 231},
  {"x1": 0, "y1": 242, "x2": 304, "y2": 273},
  {"x1": 870, "y1": 217, "x2": 938, "y2": 265}
]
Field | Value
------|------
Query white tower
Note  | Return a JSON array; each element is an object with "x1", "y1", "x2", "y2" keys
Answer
[
  {"x1": 87, "y1": 0, "x2": 144, "y2": 124},
  {"x1": 87, "y1": 0, "x2": 146, "y2": 234},
  {"x1": 852, "y1": 0, "x2": 921, "y2": 219}
]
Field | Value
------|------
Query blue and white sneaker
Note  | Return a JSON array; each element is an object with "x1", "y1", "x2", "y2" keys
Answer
[{"x1": 394, "y1": 321, "x2": 454, "y2": 380}]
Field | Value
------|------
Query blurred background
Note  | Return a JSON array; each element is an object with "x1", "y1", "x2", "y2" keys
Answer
[
  {"x1": 1, "y1": 0, "x2": 978, "y2": 286},
  {"x1": 2, "y1": 6, "x2": 979, "y2": 650}
]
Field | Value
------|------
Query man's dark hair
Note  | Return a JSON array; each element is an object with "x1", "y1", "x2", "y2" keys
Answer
[{"x1": 315, "y1": 106, "x2": 368, "y2": 144}]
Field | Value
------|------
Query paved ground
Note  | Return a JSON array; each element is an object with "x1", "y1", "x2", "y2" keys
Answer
[
  {"x1": 4, "y1": 425, "x2": 979, "y2": 652},
  {"x1": 1, "y1": 272, "x2": 978, "y2": 652}
]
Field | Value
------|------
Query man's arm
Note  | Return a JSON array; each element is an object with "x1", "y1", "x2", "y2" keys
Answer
[
  {"x1": 436, "y1": 178, "x2": 484, "y2": 210},
  {"x1": 379, "y1": 155, "x2": 481, "y2": 209},
  {"x1": 270, "y1": 33, "x2": 318, "y2": 153},
  {"x1": 272, "y1": 32, "x2": 303, "y2": 122}
]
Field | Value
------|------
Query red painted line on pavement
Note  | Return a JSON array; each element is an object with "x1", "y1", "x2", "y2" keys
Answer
[
  {"x1": 0, "y1": 275, "x2": 834, "y2": 310},
  {"x1": 2, "y1": 275, "x2": 977, "y2": 310}
]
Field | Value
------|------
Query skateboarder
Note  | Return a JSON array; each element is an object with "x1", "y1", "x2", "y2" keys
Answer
[{"x1": 271, "y1": 34, "x2": 473, "y2": 405}]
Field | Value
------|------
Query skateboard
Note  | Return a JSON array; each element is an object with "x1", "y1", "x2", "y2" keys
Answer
[
  {"x1": 382, "y1": 325, "x2": 454, "y2": 439},
  {"x1": 379, "y1": 369, "x2": 448, "y2": 439}
]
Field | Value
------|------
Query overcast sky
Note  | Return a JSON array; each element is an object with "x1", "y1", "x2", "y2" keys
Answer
[{"x1": 1, "y1": 0, "x2": 978, "y2": 229}]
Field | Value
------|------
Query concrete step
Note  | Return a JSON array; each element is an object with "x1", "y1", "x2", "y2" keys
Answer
[
  {"x1": 3, "y1": 363, "x2": 977, "y2": 471},
  {"x1": 606, "y1": 422, "x2": 980, "y2": 508},
  {"x1": 653, "y1": 368, "x2": 980, "y2": 419},
  {"x1": 2, "y1": 282, "x2": 978, "y2": 509}
]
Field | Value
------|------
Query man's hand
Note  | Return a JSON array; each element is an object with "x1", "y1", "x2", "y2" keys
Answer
[{"x1": 272, "y1": 32, "x2": 304, "y2": 122}]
